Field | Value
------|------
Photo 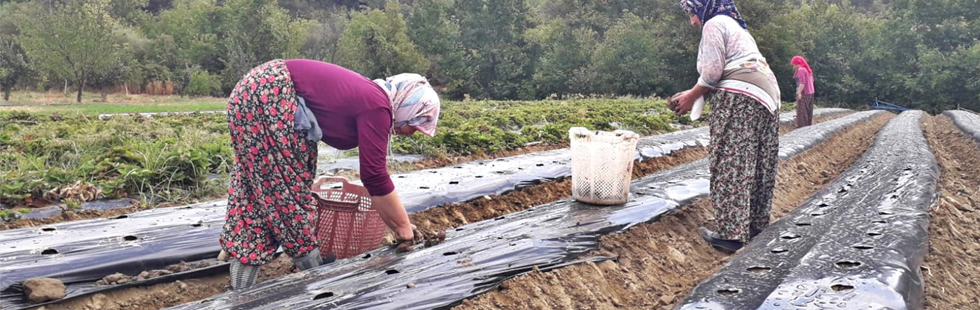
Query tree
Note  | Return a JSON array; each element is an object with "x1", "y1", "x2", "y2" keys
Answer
[
  {"x1": 0, "y1": 3, "x2": 33, "y2": 101},
  {"x1": 301, "y1": 9, "x2": 351, "y2": 63},
  {"x1": 530, "y1": 20, "x2": 598, "y2": 96},
  {"x1": 17, "y1": 0, "x2": 123, "y2": 103},
  {"x1": 335, "y1": 0, "x2": 429, "y2": 79},
  {"x1": 591, "y1": 14, "x2": 669, "y2": 96},
  {"x1": 0, "y1": 35, "x2": 31, "y2": 101},
  {"x1": 454, "y1": 0, "x2": 539, "y2": 99},
  {"x1": 407, "y1": 0, "x2": 471, "y2": 97},
  {"x1": 219, "y1": 0, "x2": 313, "y2": 91}
]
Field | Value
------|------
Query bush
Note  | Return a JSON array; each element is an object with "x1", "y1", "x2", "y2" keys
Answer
[{"x1": 184, "y1": 70, "x2": 221, "y2": 97}]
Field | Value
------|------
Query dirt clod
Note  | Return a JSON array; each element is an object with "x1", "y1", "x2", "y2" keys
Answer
[{"x1": 23, "y1": 277, "x2": 66, "y2": 303}]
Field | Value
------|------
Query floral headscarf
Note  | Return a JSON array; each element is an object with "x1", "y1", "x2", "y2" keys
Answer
[
  {"x1": 374, "y1": 74, "x2": 441, "y2": 137},
  {"x1": 679, "y1": 0, "x2": 747, "y2": 29}
]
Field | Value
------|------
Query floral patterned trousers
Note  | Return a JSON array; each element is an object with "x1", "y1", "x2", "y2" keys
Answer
[{"x1": 708, "y1": 90, "x2": 779, "y2": 242}]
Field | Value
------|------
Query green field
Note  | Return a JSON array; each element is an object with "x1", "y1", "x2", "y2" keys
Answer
[{"x1": 0, "y1": 91, "x2": 227, "y2": 115}]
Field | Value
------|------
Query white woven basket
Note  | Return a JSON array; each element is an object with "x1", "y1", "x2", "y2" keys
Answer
[{"x1": 569, "y1": 127, "x2": 639, "y2": 205}]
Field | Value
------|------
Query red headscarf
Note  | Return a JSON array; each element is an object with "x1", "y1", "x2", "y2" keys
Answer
[{"x1": 791, "y1": 56, "x2": 813, "y2": 75}]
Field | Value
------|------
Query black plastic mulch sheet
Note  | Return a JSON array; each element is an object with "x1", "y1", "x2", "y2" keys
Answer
[
  {"x1": 162, "y1": 111, "x2": 870, "y2": 310},
  {"x1": 0, "y1": 123, "x2": 722, "y2": 309},
  {"x1": 677, "y1": 111, "x2": 939, "y2": 310},
  {"x1": 943, "y1": 110, "x2": 980, "y2": 142}
]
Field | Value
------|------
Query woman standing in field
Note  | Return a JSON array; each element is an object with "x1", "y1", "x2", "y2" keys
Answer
[
  {"x1": 220, "y1": 59, "x2": 441, "y2": 289},
  {"x1": 670, "y1": 0, "x2": 780, "y2": 253},
  {"x1": 792, "y1": 56, "x2": 815, "y2": 127}
]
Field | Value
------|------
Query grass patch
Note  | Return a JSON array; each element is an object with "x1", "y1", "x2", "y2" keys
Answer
[
  {"x1": 1, "y1": 91, "x2": 226, "y2": 115},
  {"x1": 0, "y1": 111, "x2": 232, "y2": 207}
]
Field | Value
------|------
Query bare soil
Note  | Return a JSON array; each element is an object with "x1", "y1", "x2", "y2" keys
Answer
[
  {"x1": 454, "y1": 113, "x2": 891, "y2": 310},
  {"x1": 1, "y1": 207, "x2": 141, "y2": 231},
  {"x1": 920, "y1": 115, "x2": 980, "y2": 309},
  {"x1": 33, "y1": 255, "x2": 294, "y2": 310}
]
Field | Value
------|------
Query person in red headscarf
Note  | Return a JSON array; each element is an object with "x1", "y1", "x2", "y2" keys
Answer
[{"x1": 791, "y1": 56, "x2": 815, "y2": 128}]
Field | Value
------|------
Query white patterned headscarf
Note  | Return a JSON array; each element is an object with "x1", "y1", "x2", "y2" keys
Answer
[{"x1": 374, "y1": 74, "x2": 441, "y2": 137}]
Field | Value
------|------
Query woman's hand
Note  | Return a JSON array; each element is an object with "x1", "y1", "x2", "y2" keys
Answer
[
  {"x1": 671, "y1": 90, "x2": 697, "y2": 116},
  {"x1": 372, "y1": 190, "x2": 414, "y2": 241}
]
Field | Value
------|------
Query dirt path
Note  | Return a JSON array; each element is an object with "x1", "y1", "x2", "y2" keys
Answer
[
  {"x1": 920, "y1": 115, "x2": 980, "y2": 309},
  {"x1": 454, "y1": 113, "x2": 892, "y2": 310}
]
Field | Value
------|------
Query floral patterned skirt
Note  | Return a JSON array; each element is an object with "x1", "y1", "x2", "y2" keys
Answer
[{"x1": 220, "y1": 59, "x2": 319, "y2": 265}]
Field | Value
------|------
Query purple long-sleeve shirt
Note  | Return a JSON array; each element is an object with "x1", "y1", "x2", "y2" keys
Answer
[{"x1": 284, "y1": 59, "x2": 394, "y2": 196}]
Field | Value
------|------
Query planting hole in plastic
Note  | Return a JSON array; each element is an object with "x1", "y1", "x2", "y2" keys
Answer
[
  {"x1": 363, "y1": 253, "x2": 371, "y2": 259},
  {"x1": 780, "y1": 233, "x2": 802, "y2": 240},
  {"x1": 123, "y1": 235, "x2": 138, "y2": 241},
  {"x1": 747, "y1": 266, "x2": 771, "y2": 274},
  {"x1": 42, "y1": 248, "x2": 58, "y2": 255},
  {"x1": 831, "y1": 284, "x2": 855, "y2": 291},
  {"x1": 796, "y1": 222, "x2": 812, "y2": 227},
  {"x1": 878, "y1": 211, "x2": 894, "y2": 215},
  {"x1": 771, "y1": 248, "x2": 789, "y2": 254},
  {"x1": 449, "y1": 181, "x2": 459, "y2": 185},
  {"x1": 873, "y1": 220, "x2": 887, "y2": 224},
  {"x1": 313, "y1": 292, "x2": 335, "y2": 300},
  {"x1": 113, "y1": 215, "x2": 128, "y2": 219},
  {"x1": 818, "y1": 202, "x2": 830, "y2": 208},
  {"x1": 397, "y1": 175, "x2": 406, "y2": 178},
  {"x1": 853, "y1": 244, "x2": 874, "y2": 250},
  {"x1": 420, "y1": 186, "x2": 430, "y2": 190},
  {"x1": 385, "y1": 269, "x2": 400, "y2": 275},
  {"x1": 475, "y1": 176, "x2": 483, "y2": 179},
  {"x1": 810, "y1": 211, "x2": 826, "y2": 217},
  {"x1": 868, "y1": 231, "x2": 883, "y2": 237},
  {"x1": 495, "y1": 216, "x2": 506, "y2": 221},
  {"x1": 836, "y1": 261, "x2": 862, "y2": 269},
  {"x1": 41, "y1": 227, "x2": 56, "y2": 232},
  {"x1": 717, "y1": 288, "x2": 740, "y2": 296},
  {"x1": 443, "y1": 251, "x2": 458, "y2": 256},
  {"x1": 455, "y1": 227, "x2": 464, "y2": 231},
  {"x1": 191, "y1": 223, "x2": 203, "y2": 227},
  {"x1": 535, "y1": 163, "x2": 544, "y2": 167}
]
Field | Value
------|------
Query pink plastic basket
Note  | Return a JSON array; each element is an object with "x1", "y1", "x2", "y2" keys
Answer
[{"x1": 312, "y1": 177, "x2": 386, "y2": 260}]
